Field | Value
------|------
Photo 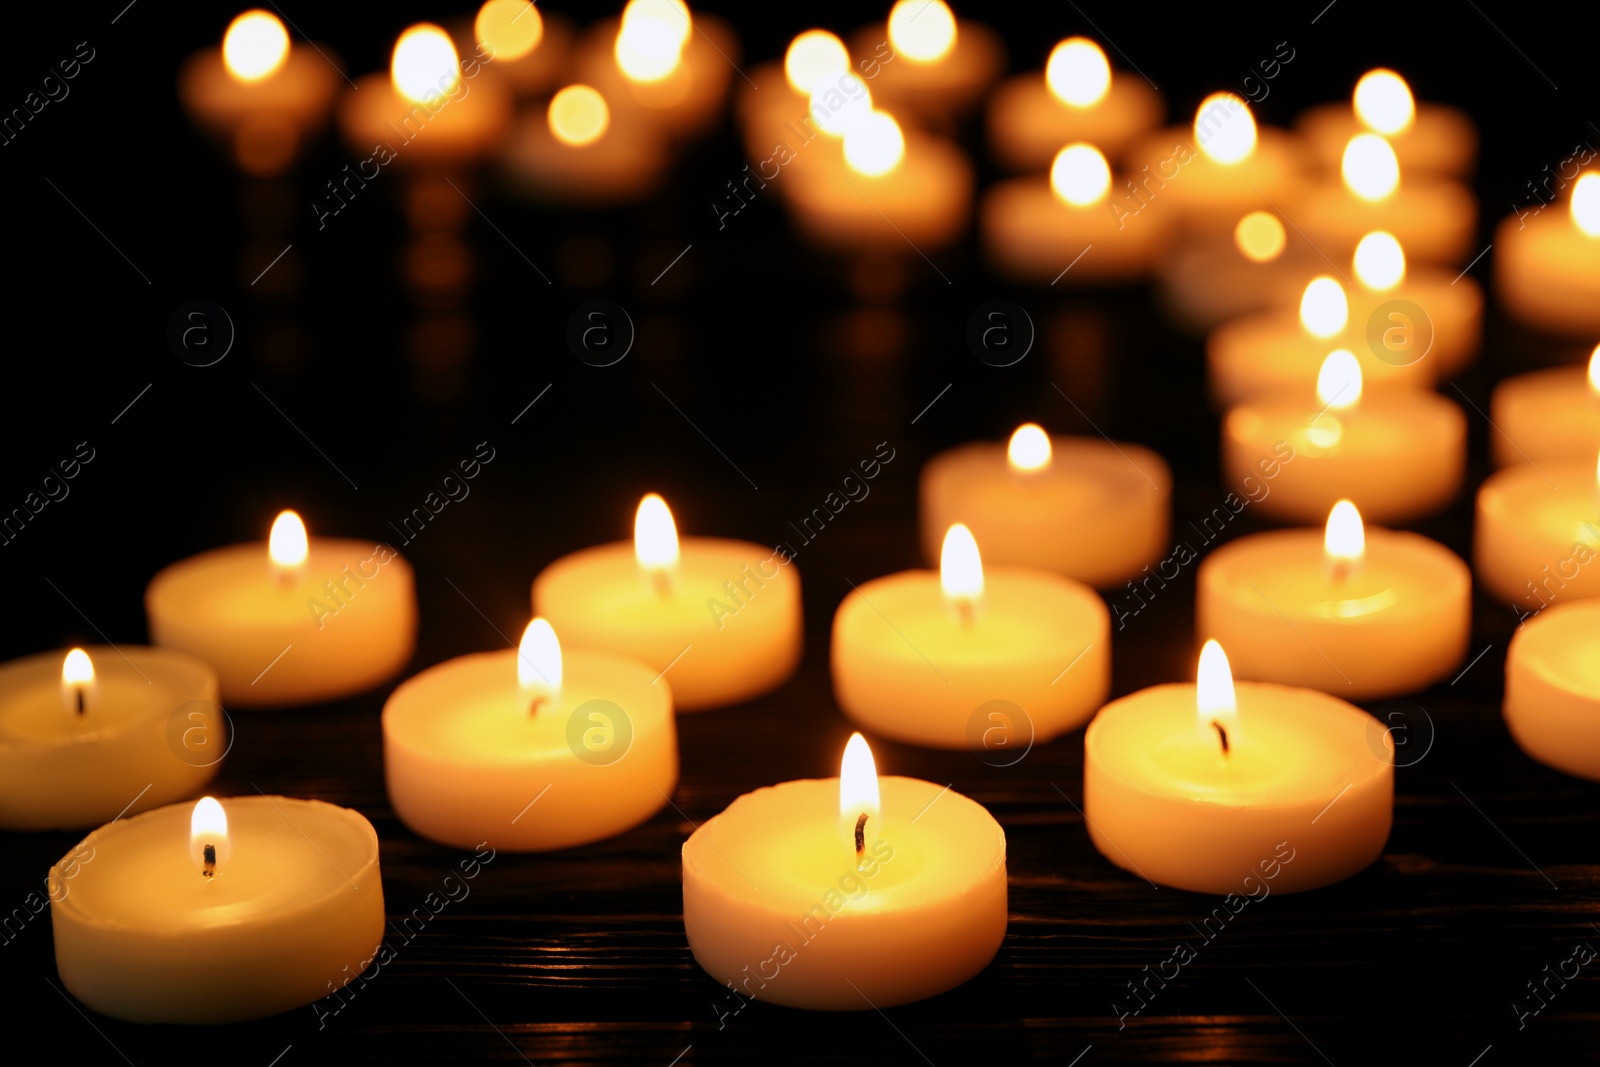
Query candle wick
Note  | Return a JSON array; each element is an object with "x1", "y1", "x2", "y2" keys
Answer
[
  {"x1": 651, "y1": 569, "x2": 672, "y2": 598},
  {"x1": 1211, "y1": 720, "x2": 1230, "y2": 756},
  {"x1": 956, "y1": 599, "x2": 976, "y2": 627},
  {"x1": 75, "y1": 688, "x2": 85, "y2": 717},
  {"x1": 529, "y1": 694, "x2": 548, "y2": 718},
  {"x1": 277, "y1": 570, "x2": 295, "y2": 590},
  {"x1": 854, "y1": 813, "x2": 867, "y2": 856},
  {"x1": 202, "y1": 843, "x2": 216, "y2": 879}
]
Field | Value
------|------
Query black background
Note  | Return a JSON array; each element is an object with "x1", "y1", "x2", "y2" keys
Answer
[{"x1": 1, "y1": 1, "x2": 1598, "y2": 1063}]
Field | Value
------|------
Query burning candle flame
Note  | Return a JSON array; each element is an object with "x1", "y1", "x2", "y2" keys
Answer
[
  {"x1": 811, "y1": 75, "x2": 874, "y2": 138},
  {"x1": 623, "y1": 0, "x2": 691, "y2": 49},
  {"x1": 634, "y1": 493, "x2": 680, "y2": 572},
  {"x1": 517, "y1": 617, "x2": 562, "y2": 695},
  {"x1": 1234, "y1": 211, "x2": 1286, "y2": 263},
  {"x1": 888, "y1": 0, "x2": 956, "y2": 63},
  {"x1": 1050, "y1": 143, "x2": 1111, "y2": 207},
  {"x1": 1299, "y1": 277, "x2": 1349, "y2": 340},
  {"x1": 268, "y1": 510, "x2": 309, "y2": 569},
  {"x1": 1353, "y1": 69, "x2": 1415, "y2": 136},
  {"x1": 476, "y1": 0, "x2": 543, "y2": 62},
  {"x1": 1325, "y1": 500, "x2": 1366, "y2": 577},
  {"x1": 549, "y1": 85, "x2": 610, "y2": 146},
  {"x1": 940, "y1": 523, "x2": 984, "y2": 607},
  {"x1": 1353, "y1": 230, "x2": 1406, "y2": 291},
  {"x1": 189, "y1": 796, "x2": 231, "y2": 875},
  {"x1": 1046, "y1": 37, "x2": 1110, "y2": 108},
  {"x1": 785, "y1": 30, "x2": 849, "y2": 95},
  {"x1": 839, "y1": 731, "x2": 880, "y2": 855},
  {"x1": 1194, "y1": 92, "x2": 1256, "y2": 166},
  {"x1": 1007, "y1": 424, "x2": 1052, "y2": 473},
  {"x1": 1342, "y1": 133, "x2": 1400, "y2": 202},
  {"x1": 843, "y1": 110, "x2": 904, "y2": 177},
  {"x1": 615, "y1": 0, "x2": 689, "y2": 83},
  {"x1": 61, "y1": 648, "x2": 95, "y2": 717},
  {"x1": 1588, "y1": 344, "x2": 1600, "y2": 396},
  {"x1": 1196, "y1": 639, "x2": 1238, "y2": 745},
  {"x1": 223, "y1": 10, "x2": 290, "y2": 83},
  {"x1": 391, "y1": 24, "x2": 460, "y2": 105},
  {"x1": 1572, "y1": 173, "x2": 1600, "y2": 238},
  {"x1": 1316, "y1": 349, "x2": 1363, "y2": 411}
]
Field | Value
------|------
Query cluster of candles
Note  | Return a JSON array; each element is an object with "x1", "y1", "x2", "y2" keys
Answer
[{"x1": 10, "y1": 0, "x2": 1600, "y2": 1029}]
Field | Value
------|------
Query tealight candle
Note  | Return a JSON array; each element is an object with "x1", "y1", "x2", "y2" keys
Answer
[
  {"x1": 682, "y1": 733, "x2": 1006, "y2": 1009},
  {"x1": 1222, "y1": 350, "x2": 1465, "y2": 524},
  {"x1": 146, "y1": 510, "x2": 417, "y2": 708},
  {"x1": 848, "y1": 0, "x2": 1005, "y2": 122},
  {"x1": 1335, "y1": 230, "x2": 1481, "y2": 378},
  {"x1": 1489, "y1": 346, "x2": 1600, "y2": 467},
  {"x1": 1126, "y1": 93, "x2": 1302, "y2": 234},
  {"x1": 1474, "y1": 454, "x2": 1600, "y2": 608},
  {"x1": 177, "y1": 10, "x2": 339, "y2": 176},
  {"x1": 338, "y1": 23, "x2": 511, "y2": 166},
  {"x1": 465, "y1": 0, "x2": 571, "y2": 98},
  {"x1": 51, "y1": 795, "x2": 384, "y2": 1024},
  {"x1": 981, "y1": 142, "x2": 1173, "y2": 284},
  {"x1": 1495, "y1": 172, "x2": 1600, "y2": 335},
  {"x1": 1156, "y1": 210, "x2": 1328, "y2": 333},
  {"x1": 831, "y1": 525, "x2": 1110, "y2": 748},
  {"x1": 986, "y1": 37, "x2": 1163, "y2": 169},
  {"x1": 500, "y1": 82, "x2": 667, "y2": 204},
  {"x1": 1295, "y1": 69, "x2": 1476, "y2": 178},
  {"x1": 534, "y1": 495, "x2": 802, "y2": 710},
  {"x1": 384, "y1": 618, "x2": 677, "y2": 851},
  {"x1": 0, "y1": 647, "x2": 221, "y2": 831},
  {"x1": 1197, "y1": 503, "x2": 1470, "y2": 699},
  {"x1": 1288, "y1": 132, "x2": 1476, "y2": 264},
  {"x1": 1209, "y1": 275, "x2": 1432, "y2": 408},
  {"x1": 1084, "y1": 641, "x2": 1393, "y2": 893},
  {"x1": 1504, "y1": 600, "x2": 1600, "y2": 781},
  {"x1": 918, "y1": 425, "x2": 1171, "y2": 586},
  {"x1": 733, "y1": 29, "x2": 860, "y2": 175}
]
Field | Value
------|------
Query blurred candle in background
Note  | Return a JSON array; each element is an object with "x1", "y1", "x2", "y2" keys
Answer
[
  {"x1": 1496, "y1": 172, "x2": 1600, "y2": 335},
  {"x1": 986, "y1": 37, "x2": 1163, "y2": 169},
  {"x1": 1296, "y1": 68, "x2": 1477, "y2": 178}
]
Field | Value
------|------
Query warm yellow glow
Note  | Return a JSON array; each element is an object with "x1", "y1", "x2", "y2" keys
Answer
[
  {"x1": 1353, "y1": 69, "x2": 1415, "y2": 136},
  {"x1": 1299, "y1": 277, "x2": 1349, "y2": 340},
  {"x1": 61, "y1": 648, "x2": 95, "y2": 716},
  {"x1": 268, "y1": 510, "x2": 309, "y2": 569},
  {"x1": 476, "y1": 0, "x2": 543, "y2": 62},
  {"x1": 1194, "y1": 93, "x2": 1256, "y2": 165},
  {"x1": 1341, "y1": 133, "x2": 1400, "y2": 202},
  {"x1": 622, "y1": 0, "x2": 692, "y2": 49},
  {"x1": 1045, "y1": 37, "x2": 1110, "y2": 108},
  {"x1": 634, "y1": 493, "x2": 680, "y2": 571},
  {"x1": 1007, "y1": 424, "x2": 1052, "y2": 472},
  {"x1": 1325, "y1": 500, "x2": 1366, "y2": 566},
  {"x1": 843, "y1": 110, "x2": 904, "y2": 177},
  {"x1": 940, "y1": 523, "x2": 984, "y2": 603},
  {"x1": 189, "y1": 797, "x2": 231, "y2": 871},
  {"x1": 549, "y1": 85, "x2": 610, "y2": 146},
  {"x1": 223, "y1": 10, "x2": 290, "y2": 83},
  {"x1": 1234, "y1": 211, "x2": 1286, "y2": 263},
  {"x1": 1050, "y1": 143, "x2": 1111, "y2": 207},
  {"x1": 1316, "y1": 349, "x2": 1363, "y2": 411},
  {"x1": 839, "y1": 731, "x2": 881, "y2": 852},
  {"x1": 888, "y1": 0, "x2": 957, "y2": 63},
  {"x1": 517, "y1": 617, "x2": 562, "y2": 693},
  {"x1": 785, "y1": 30, "x2": 849, "y2": 95},
  {"x1": 1196, "y1": 639, "x2": 1237, "y2": 733},
  {"x1": 1353, "y1": 230, "x2": 1406, "y2": 291},
  {"x1": 809, "y1": 77, "x2": 873, "y2": 137},
  {"x1": 1572, "y1": 173, "x2": 1600, "y2": 237},
  {"x1": 1588, "y1": 345, "x2": 1600, "y2": 395},
  {"x1": 615, "y1": 1, "x2": 687, "y2": 84},
  {"x1": 392, "y1": 25, "x2": 460, "y2": 104}
]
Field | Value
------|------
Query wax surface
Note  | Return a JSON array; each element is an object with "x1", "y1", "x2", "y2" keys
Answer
[
  {"x1": 146, "y1": 538, "x2": 416, "y2": 707},
  {"x1": 51, "y1": 796, "x2": 384, "y2": 1024},
  {"x1": 0, "y1": 646, "x2": 220, "y2": 831},
  {"x1": 1489, "y1": 366, "x2": 1600, "y2": 468},
  {"x1": 499, "y1": 107, "x2": 668, "y2": 205},
  {"x1": 1208, "y1": 308, "x2": 1433, "y2": 408},
  {"x1": 1197, "y1": 528, "x2": 1470, "y2": 699},
  {"x1": 1126, "y1": 127, "x2": 1303, "y2": 233},
  {"x1": 986, "y1": 71, "x2": 1163, "y2": 168},
  {"x1": 1084, "y1": 682, "x2": 1393, "y2": 894},
  {"x1": 1475, "y1": 460, "x2": 1600, "y2": 608},
  {"x1": 848, "y1": 21, "x2": 1004, "y2": 118},
  {"x1": 1289, "y1": 179, "x2": 1476, "y2": 264},
  {"x1": 1505, "y1": 600, "x2": 1600, "y2": 781},
  {"x1": 784, "y1": 134, "x2": 973, "y2": 252},
  {"x1": 1296, "y1": 101, "x2": 1477, "y2": 177},
  {"x1": 982, "y1": 176, "x2": 1171, "y2": 283},
  {"x1": 338, "y1": 69, "x2": 512, "y2": 164},
  {"x1": 178, "y1": 46, "x2": 338, "y2": 133},
  {"x1": 534, "y1": 537, "x2": 801, "y2": 710},
  {"x1": 384, "y1": 647, "x2": 677, "y2": 850},
  {"x1": 831, "y1": 569, "x2": 1109, "y2": 748},
  {"x1": 919, "y1": 436, "x2": 1170, "y2": 587},
  {"x1": 1494, "y1": 212, "x2": 1600, "y2": 335},
  {"x1": 682, "y1": 775, "x2": 1006, "y2": 1010}
]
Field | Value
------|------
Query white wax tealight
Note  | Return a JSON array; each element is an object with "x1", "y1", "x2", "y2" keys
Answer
[
  {"x1": 831, "y1": 525, "x2": 1109, "y2": 749},
  {"x1": 981, "y1": 142, "x2": 1173, "y2": 284},
  {"x1": 919, "y1": 426, "x2": 1171, "y2": 586},
  {"x1": 1084, "y1": 641, "x2": 1393, "y2": 894},
  {"x1": 1488, "y1": 347, "x2": 1600, "y2": 467},
  {"x1": 1474, "y1": 455, "x2": 1600, "y2": 609},
  {"x1": 51, "y1": 795, "x2": 384, "y2": 1024},
  {"x1": 682, "y1": 733, "x2": 1006, "y2": 1009},
  {"x1": 0, "y1": 647, "x2": 221, "y2": 831},
  {"x1": 986, "y1": 37, "x2": 1163, "y2": 169},
  {"x1": 146, "y1": 511, "x2": 416, "y2": 708},
  {"x1": 1295, "y1": 69, "x2": 1477, "y2": 178},
  {"x1": 1331, "y1": 230, "x2": 1482, "y2": 379},
  {"x1": 1197, "y1": 503, "x2": 1470, "y2": 699},
  {"x1": 535, "y1": 495, "x2": 802, "y2": 711},
  {"x1": 1222, "y1": 349, "x2": 1465, "y2": 524},
  {"x1": 1505, "y1": 600, "x2": 1600, "y2": 781},
  {"x1": 384, "y1": 618, "x2": 677, "y2": 851},
  {"x1": 1156, "y1": 210, "x2": 1329, "y2": 333},
  {"x1": 499, "y1": 83, "x2": 668, "y2": 205},
  {"x1": 848, "y1": 1, "x2": 1005, "y2": 121},
  {"x1": 1495, "y1": 172, "x2": 1600, "y2": 336}
]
